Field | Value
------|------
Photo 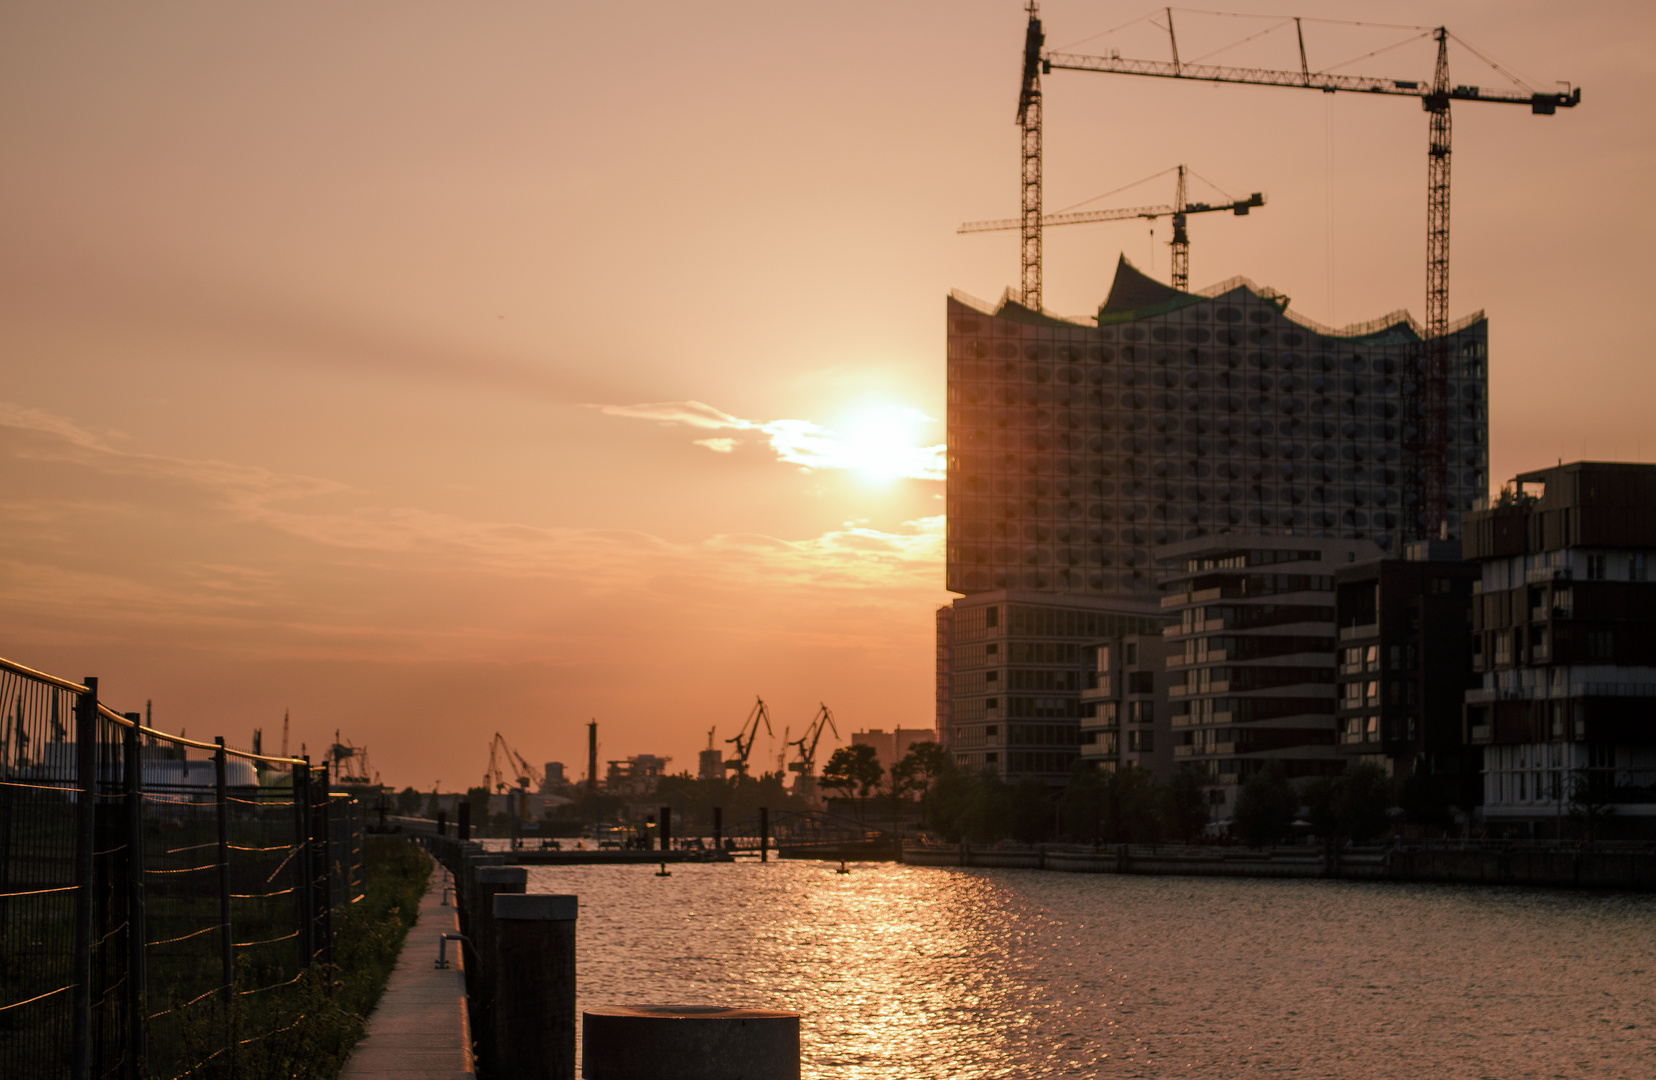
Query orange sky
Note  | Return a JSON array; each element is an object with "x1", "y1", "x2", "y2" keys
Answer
[{"x1": 2, "y1": 2, "x2": 1651, "y2": 790}]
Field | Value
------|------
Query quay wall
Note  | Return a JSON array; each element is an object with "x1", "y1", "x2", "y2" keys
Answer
[{"x1": 902, "y1": 844, "x2": 1655, "y2": 891}]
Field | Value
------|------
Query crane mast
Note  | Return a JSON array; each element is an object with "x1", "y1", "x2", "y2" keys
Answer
[
  {"x1": 1038, "y1": 17, "x2": 1579, "y2": 539},
  {"x1": 1169, "y1": 164, "x2": 1190, "y2": 290},
  {"x1": 724, "y1": 696, "x2": 773, "y2": 778},
  {"x1": 1017, "y1": 2, "x2": 1043, "y2": 311}
]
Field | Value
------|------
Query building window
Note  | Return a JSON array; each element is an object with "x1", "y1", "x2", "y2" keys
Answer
[
  {"x1": 1365, "y1": 645, "x2": 1380, "y2": 671},
  {"x1": 1493, "y1": 632, "x2": 1512, "y2": 666},
  {"x1": 1587, "y1": 554, "x2": 1606, "y2": 580},
  {"x1": 1632, "y1": 553, "x2": 1649, "y2": 582},
  {"x1": 985, "y1": 752, "x2": 998, "y2": 763},
  {"x1": 1128, "y1": 671, "x2": 1154, "y2": 694},
  {"x1": 1128, "y1": 730, "x2": 1154, "y2": 752},
  {"x1": 985, "y1": 725, "x2": 998, "y2": 737},
  {"x1": 1099, "y1": 702, "x2": 1119, "y2": 725},
  {"x1": 1129, "y1": 701, "x2": 1155, "y2": 724},
  {"x1": 1343, "y1": 681, "x2": 1363, "y2": 707},
  {"x1": 1587, "y1": 630, "x2": 1613, "y2": 661},
  {"x1": 1125, "y1": 642, "x2": 1138, "y2": 665}
]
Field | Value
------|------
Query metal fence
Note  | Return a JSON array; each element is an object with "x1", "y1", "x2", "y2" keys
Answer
[{"x1": 0, "y1": 657, "x2": 364, "y2": 1080}]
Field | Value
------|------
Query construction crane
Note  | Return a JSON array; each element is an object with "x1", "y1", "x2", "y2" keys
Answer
[
  {"x1": 723, "y1": 696, "x2": 773, "y2": 779},
  {"x1": 327, "y1": 730, "x2": 378, "y2": 786},
  {"x1": 1029, "y1": 8, "x2": 1579, "y2": 538},
  {"x1": 960, "y1": 164, "x2": 1263, "y2": 291},
  {"x1": 1015, "y1": 0, "x2": 1044, "y2": 311},
  {"x1": 787, "y1": 704, "x2": 840, "y2": 780},
  {"x1": 483, "y1": 732, "x2": 544, "y2": 794}
]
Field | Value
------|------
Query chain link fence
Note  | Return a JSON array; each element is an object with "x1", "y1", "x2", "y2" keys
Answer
[{"x1": 0, "y1": 657, "x2": 364, "y2": 1080}]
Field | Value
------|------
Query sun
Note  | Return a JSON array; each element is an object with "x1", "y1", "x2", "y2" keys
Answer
[{"x1": 835, "y1": 405, "x2": 943, "y2": 483}]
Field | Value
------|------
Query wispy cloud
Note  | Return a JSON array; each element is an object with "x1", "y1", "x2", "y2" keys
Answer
[{"x1": 593, "y1": 399, "x2": 945, "y2": 481}]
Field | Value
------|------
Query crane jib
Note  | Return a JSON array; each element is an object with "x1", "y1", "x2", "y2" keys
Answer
[{"x1": 1042, "y1": 52, "x2": 1579, "y2": 111}]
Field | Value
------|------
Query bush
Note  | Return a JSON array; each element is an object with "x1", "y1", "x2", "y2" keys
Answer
[{"x1": 1232, "y1": 762, "x2": 1296, "y2": 847}]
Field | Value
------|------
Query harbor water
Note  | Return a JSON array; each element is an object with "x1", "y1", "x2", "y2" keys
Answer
[{"x1": 525, "y1": 859, "x2": 1655, "y2": 1079}]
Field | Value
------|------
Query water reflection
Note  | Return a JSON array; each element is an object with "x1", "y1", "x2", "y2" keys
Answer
[{"x1": 527, "y1": 860, "x2": 1656, "y2": 1079}]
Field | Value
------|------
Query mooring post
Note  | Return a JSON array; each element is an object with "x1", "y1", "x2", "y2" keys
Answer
[
  {"x1": 759, "y1": 806, "x2": 769, "y2": 863},
  {"x1": 458, "y1": 800, "x2": 471, "y2": 841},
  {"x1": 583, "y1": 1005, "x2": 801, "y2": 1080},
  {"x1": 472, "y1": 865, "x2": 527, "y2": 1070},
  {"x1": 660, "y1": 805, "x2": 672, "y2": 853},
  {"x1": 122, "y1": 715, "x2": 149, "y2": 1065},
  {"x1": 70, "y1": 678, "x2": 97, "y2": 1080},
  {"x1": 712, "y1": 806, "x2": 723, "y2": 851},
  {"x1": 492, "y1": 893, "x2": 578, "y2": 1080}
]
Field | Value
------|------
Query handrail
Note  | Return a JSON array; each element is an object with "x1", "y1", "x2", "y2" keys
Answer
[{"x1": 2, "y1": 654, "x2": 308, "y2": 767}]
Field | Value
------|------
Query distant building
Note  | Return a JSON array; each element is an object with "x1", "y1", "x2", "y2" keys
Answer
[
  {"x1": 697, "y1": 747, "x2": 725, "y2": 782},
  {"x1": 1332, "y1": 540, "x2": 1481, "y2": 809},
  {"x1": 605, "y1": 754, "x2": 670, "y2": 798},
  {"x1": 1463, "y1": 462, "x2": 1656, "y2": 837},
  {"x1": 851, "y1": 728, "x2": 936, "y2": 774},
  {"x1": 941, "y1": 258, "x2": 1490, "y2": 785},
  {"x1": 1079, "y1": 632, "x2": 1173, "y2": 777},
  {"x1": 1159, "y1": 534, "x2": 1382, "y2": 817},
  {"x1": 540, "y1": 761, "x2": 567, "y2": 793}
]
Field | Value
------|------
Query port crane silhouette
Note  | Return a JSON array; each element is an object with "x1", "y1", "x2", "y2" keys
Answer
[
  {"x1": 960, "y1": 164, "x2": 1263, "y2": 292},
  {"x1": 723, "y1": 697, "x2": 773, "y2": 778},
  {"x1": 787, "y1": 704, "x2": 840, "y2": 782},
  {"x1": 1012, "y1": 2, "x2": 1580, "y2": 539}
]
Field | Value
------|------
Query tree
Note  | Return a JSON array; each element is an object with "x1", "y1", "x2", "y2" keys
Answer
[
  {"x1": 894, "y1": 742, "x2": 950, "y2": 800},
  {"x1": 1335, "y1": 763, "x2": 1392, "y2": 843},
  {"x1": 1232, "y1": 762, "x2": 1296, "y2": 848},
  {"x1": 396, "y1": 786, "x2": 422, "y2": 815},
  {"x1": 822, "y1": 744, "x2": 884, "y2": 825},
  {"x1": 1568, "y1": 767, "x2": 1617, "y2": 843},
  {"x1": 1059, "y1": 762, "x2": 1109, "y2": 843},
  {"x1": 1398, "y1": 771, "x2": 1456, "y2": 832},
  {"x1": 1108, "y1": 765, "x2": 1162, "y2": 845},
  {"x1": 465, "y1": 786, "x2": 492, "y2": 833},
  {"x1": 1161, "y1": 768, "x2": 1209, "y2": 844},
  {"x1": 1008, "y1": 777, "x2": 1055, "y2": 844}
]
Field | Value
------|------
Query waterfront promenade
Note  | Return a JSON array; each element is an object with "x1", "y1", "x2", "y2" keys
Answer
[{"x1": 340, "y1": 864, "x2": 474, "y2": 1080}]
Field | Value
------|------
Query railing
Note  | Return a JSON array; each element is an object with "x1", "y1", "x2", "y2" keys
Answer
[{"x1": 0, "y1": 656, "x2": 363, "y2": 1080}]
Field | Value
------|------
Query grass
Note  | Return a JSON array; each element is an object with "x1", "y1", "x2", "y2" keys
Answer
[{"x1": 165, "y1": 836, "x2": 432, "y2": 1080}]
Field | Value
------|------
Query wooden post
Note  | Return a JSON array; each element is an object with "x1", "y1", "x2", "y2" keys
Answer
[
  {"x1": 70, "y1": 678, "x2": 97, "y2": 1080},
  {"x1": 123, "y1": 716, "x2": 149, "y2": 1066},
  {"x1": 214, "y1": 739, "x2": 234, "y2": 1007},
  {"x1": 492, "y1": 893, "x2": 578, "y2": 1080},
  {"x1": 759, "y1": 806, "x2": 769, "y2": 863},
  {"x1": 712, "y1": 806, "x2": 723, "y2": 851},
  {"x1": 472, "y1": 866, "x2": 526, "y2": 1071},
  {"x1": 659, "y1": 805, "x2": 672, "y2": 853},
  {"x1": 583, "y1": 1005, "x2": 800, "y2": 1080}
]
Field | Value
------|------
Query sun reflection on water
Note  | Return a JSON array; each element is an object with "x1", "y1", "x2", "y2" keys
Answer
[{"x1": 528, "y1": 860, "x2": 1656, "y2": 1079}]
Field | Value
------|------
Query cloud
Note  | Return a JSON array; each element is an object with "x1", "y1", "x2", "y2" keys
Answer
[{"x1": 592, "y1": 399, "x2": 945, "y2": 481}]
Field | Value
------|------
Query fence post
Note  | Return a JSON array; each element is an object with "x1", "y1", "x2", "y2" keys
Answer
[
  {"x1": 713, "y1": 806, "x2": 722, "y2": 851},
  {"x1": 759, "y1": 806, "x2": 769, "y2": 863},
  {"x1": 213, "y1": 739, "x2": 233, "y2": 1006},
  {"x1": 458, "y1": 800, "x2": 471, "y2": 841},
  {"x1": 313, "y1": 770, "x2": 333, "y2": 966},
  {"x1": 294, "y1": 762, "x2": 316, "y2": 966},
  {"x1": 71, "y1": 677, "x2": 98, "y2": 1080},
  {"x1": 122, "y1": 716, "x2": 149, "y2": 1069}
]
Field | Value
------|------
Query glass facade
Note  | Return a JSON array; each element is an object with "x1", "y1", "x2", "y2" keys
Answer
[{"x1": 945, "y1": 261, "x2": 1490, "y2": 598}]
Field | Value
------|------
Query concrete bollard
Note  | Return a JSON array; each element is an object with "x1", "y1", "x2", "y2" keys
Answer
[
  {"x1": 493, "y1": 893, "x2": 579, "y2": 1080},
  {"x1": 582, "y1": 1005, "x2": 800, "y2": 1080},
  {"x1": 473, "y1": 866, "x2": 527, "y2": 1069}
]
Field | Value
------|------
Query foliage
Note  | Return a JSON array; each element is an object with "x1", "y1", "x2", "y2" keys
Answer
[
  {"x1": 650, "y1": 770, "x2": 806, "y2": 833},
  {"x1": 1568, "y1": 768, "x2": 1617, "y2": 841},
  {"x1": 1492, "y1": 484, "x2": 1539, "y2": 510},
  {"x1": 1304, "y1": 763, "x2": 1393, "y2": 843},
  {"x1": 395, "y1": 786, "x2": 423, "y2": 814},
  {"x1": 890, "y1": 741, "x2": 949, "y2": 801},
  {"x1": 1398, "y1": 770, "x2": 1457, "y2": 831},
  {"x1": 822, "y1": 745, "x2": 884, "y2": 824},
  {"x1": 170, "y1": 837, "x2": 431, "y2": 1080},
  {"x1": 1232, "y1": 762, "x2": 1297, "y2": 847},
  {"x1": 1160, "y1": 768, "x2": 1210, "y2": 843},
  {"x1": 465, "y1": 786, "x2": 491, "y2": 827}
]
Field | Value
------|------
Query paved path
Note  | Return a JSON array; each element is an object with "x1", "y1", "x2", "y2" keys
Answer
[{"x1": 340, "y1": 864, "x2": 474, "y2": 1080}]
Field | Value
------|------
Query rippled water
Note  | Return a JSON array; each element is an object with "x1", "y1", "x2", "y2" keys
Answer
[{"x1": 523, "y1": 860, "x2": 1656, "y2": 1078}]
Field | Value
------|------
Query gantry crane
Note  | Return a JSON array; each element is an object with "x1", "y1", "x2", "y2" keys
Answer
[
  {"x1": 1017, "y1": 6, "x2": 1578, "y2": 539},
  {"x1": 960, "y1": 164, "x2": 1263, "y2": 291},
  {"x1": 787, "y1": 704, "x2": 840, "y2": 780},
  {"x1": 483, "y1": 732, "x2": 543, "y2": 794},
  {"x1": 723, "y1": 696, "x2": 773, "y2": 779}
]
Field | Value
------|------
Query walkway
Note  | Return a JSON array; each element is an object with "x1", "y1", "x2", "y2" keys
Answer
[{"x1": 340, "y1": 863, "x2": 475, "y2": 1080}]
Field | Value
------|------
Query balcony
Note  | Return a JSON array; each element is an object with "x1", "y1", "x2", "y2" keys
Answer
[
  {"x1": 1338, "y1": 623, "x2": 1379, "y2": 642},
  {"x1": 1526, "y1": 566, "x2": 1571, "y2": 584}
]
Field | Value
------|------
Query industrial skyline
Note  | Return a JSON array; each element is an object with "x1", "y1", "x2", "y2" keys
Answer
[{"x1": 0, "y1": 1, "x2": 1645, "y2": 787}]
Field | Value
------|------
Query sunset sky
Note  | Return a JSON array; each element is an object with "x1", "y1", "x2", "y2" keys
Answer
[{"x1": 3, "y1": 2, "x2": 1652, "y2": 790}]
